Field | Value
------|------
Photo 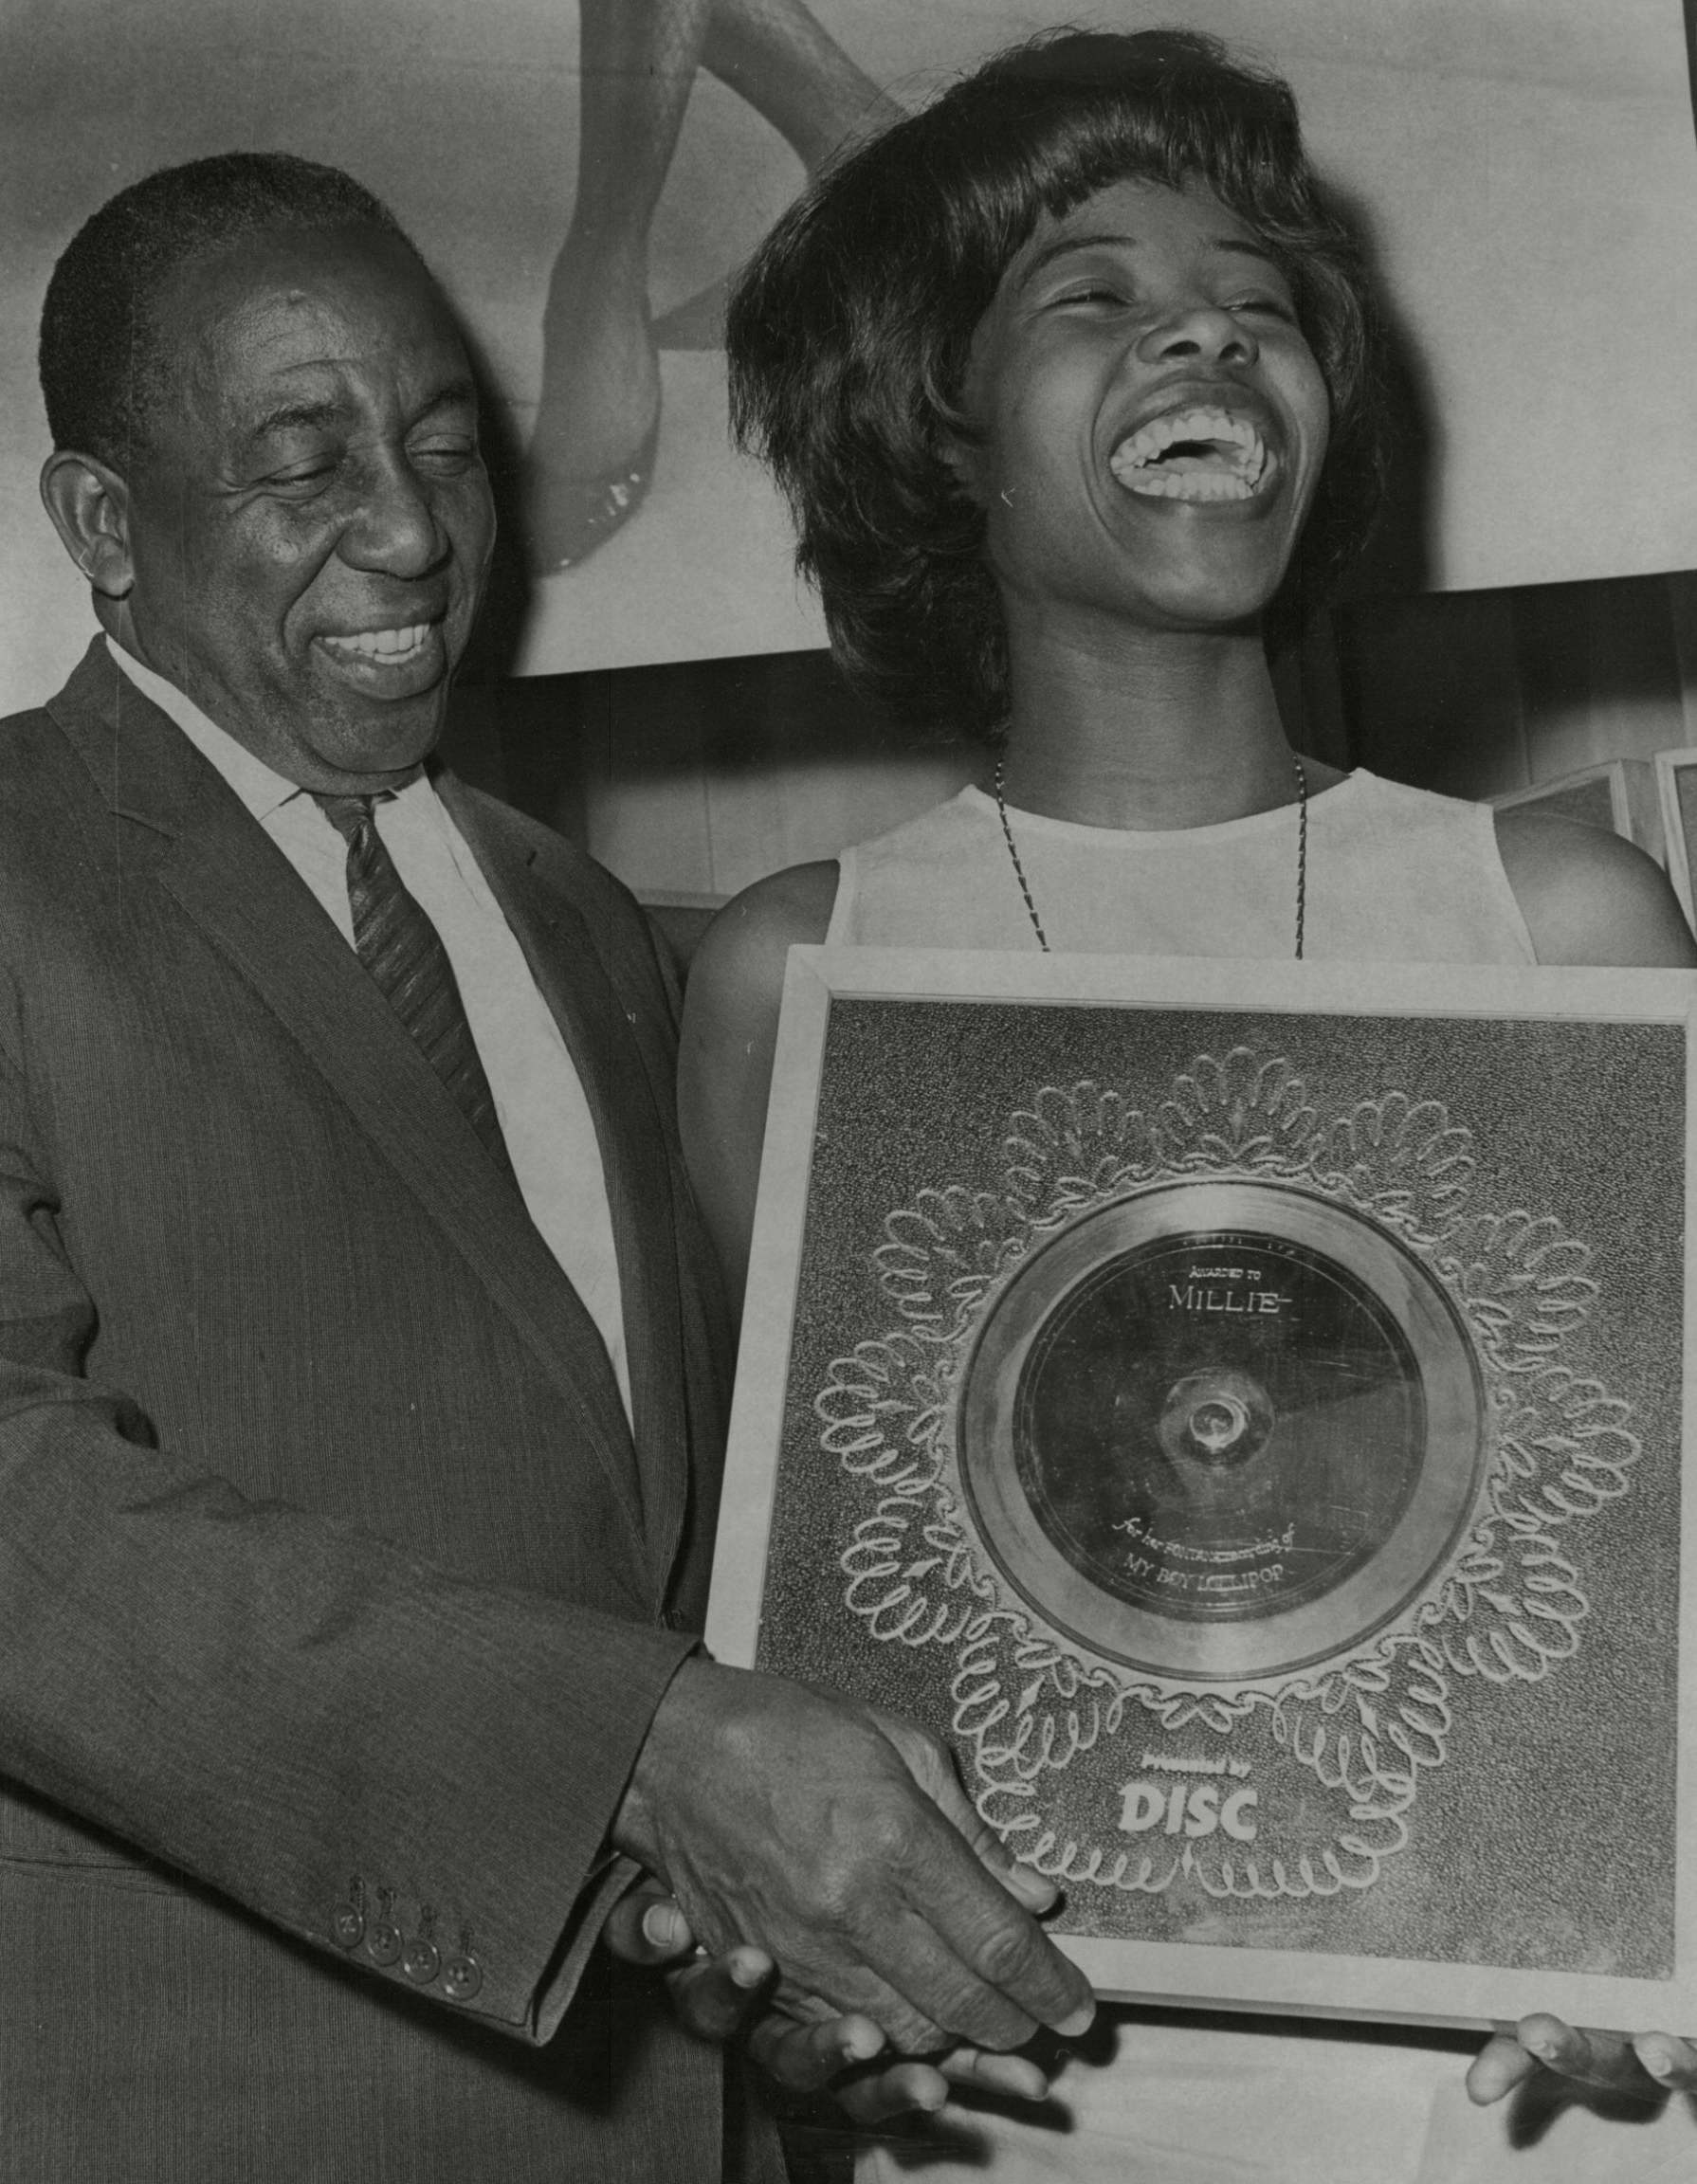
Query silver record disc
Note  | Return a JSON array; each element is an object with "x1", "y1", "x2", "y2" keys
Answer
[{"x1": 957, "y1": 1180, "x2": 1487, "y2": 1684}]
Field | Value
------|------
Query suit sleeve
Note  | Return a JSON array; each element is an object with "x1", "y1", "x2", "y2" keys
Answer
[{"x1": 0, "y1": 1003, "x2": 693, "y2": 2044}]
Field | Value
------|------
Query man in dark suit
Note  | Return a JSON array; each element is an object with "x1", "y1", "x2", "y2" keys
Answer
[{"x1": 0, "y1": 154, "x2": 1088, "y2": 2180}]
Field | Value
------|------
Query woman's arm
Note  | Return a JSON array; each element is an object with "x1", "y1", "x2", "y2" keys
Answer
[
  {"x1": 678, "y1": 859, "x2": 839, "y2": 1306},
  {"x1": 1495, "y1": 809, "x2": 1697, "y2": 967}
]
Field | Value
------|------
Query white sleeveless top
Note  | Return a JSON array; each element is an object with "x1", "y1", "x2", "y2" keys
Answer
[
  {"x1": 835, "y1": 783, "x2": 1691, "y2": 2183},
  {"x1": 828, "y1": 773, "x2": 1535, "y2": 962}
]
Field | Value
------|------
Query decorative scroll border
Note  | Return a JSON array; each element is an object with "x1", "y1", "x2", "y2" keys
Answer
[{"x1": 814, "y1": 1049, "x2": 1639, "y2": 1901}]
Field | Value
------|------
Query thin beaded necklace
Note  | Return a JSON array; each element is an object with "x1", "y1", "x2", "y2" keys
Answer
[{"x1": 992, "y1": 751, "x2": 1310, "y2": 958}]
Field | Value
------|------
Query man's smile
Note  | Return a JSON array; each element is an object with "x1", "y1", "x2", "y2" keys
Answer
[
  {"x1": 313, "y1": 614, "x2": 449, "y2": 696},
  {"x1": 319, "y1": 619, "x2": 437, "y2": 665}
]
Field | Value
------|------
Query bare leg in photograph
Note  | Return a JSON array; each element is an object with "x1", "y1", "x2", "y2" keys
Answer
[{"x1": 529, "y1": 0, "x2": 898, "y2": 569}]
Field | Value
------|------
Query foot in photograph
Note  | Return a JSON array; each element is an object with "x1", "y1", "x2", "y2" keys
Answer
[{"x1": 527, "y1": 0, "x2": 897, "y2": 570}]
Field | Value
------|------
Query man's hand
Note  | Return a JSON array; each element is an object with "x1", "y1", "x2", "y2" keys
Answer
[
  {"x1": 741, "y1": 1992, "x2": 1056, "y2": 2126},
  {"x1": 602, "y1": 1880, "x2": 1058, "y2": 2123},
  {"x1": 612, "y1": 1659, "x2": 1095, "y2": 2055},
  {"x1": 1468, "y1": 2013, "x2": 1697, "y2": 2107}
]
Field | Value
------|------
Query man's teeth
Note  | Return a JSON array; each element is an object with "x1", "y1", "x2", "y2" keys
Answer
[
  {"x1": 1108, "y1": 408, "x2": 1269, "y2": 502},
  {"x1": 322, "y1": 623, "x2": 433, "y2": 664}
]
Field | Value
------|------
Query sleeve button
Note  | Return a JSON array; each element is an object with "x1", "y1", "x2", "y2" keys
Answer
[
  {"x1": 443, "y1": 1955, "x2": 484, "y2": 2003},
  {"x1": 402, "y1": 1938, "x2": 441, "y2": 1985},
  {"x1": 331, "y1": 1903, "x2": 365, "y2": 1950},
  {"x1": 364, "y1": 1920, "x2": 403, "y2": 1968}
]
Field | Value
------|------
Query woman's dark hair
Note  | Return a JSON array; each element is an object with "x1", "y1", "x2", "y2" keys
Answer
[
  {"x1": 727, "y1": 27, "x2": 1386, "y2": 742},
  {"x1": 41, "y1": 152, "x2": 415, "y2": 472}
]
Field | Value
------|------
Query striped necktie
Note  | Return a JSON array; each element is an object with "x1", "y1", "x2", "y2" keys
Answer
[{"x1": 314, "y1": 791, "x2": 516, "y2": 1183}]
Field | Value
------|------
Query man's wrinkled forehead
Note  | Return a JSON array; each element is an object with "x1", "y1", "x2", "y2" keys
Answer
[{"x1": 142, "y1": 222, "x2": 460, "y2": 445}]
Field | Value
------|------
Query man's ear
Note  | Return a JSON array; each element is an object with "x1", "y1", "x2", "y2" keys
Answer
[{"x1": 40, "y1": 449, "x2": 135, "y2": 599}]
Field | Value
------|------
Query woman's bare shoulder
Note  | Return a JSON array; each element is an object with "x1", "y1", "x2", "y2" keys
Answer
[
  {"x1": 685, "y1": 860, "x2": 840, "y2": 1012},
  {"x1": 1493, "y1": 808, "x2": 1697, "y2": 968},
  {"x1": 711, "y1": 859, "x2": 841, "y2": 950}
]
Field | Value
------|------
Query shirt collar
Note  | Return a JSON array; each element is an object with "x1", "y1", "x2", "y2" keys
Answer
[
  {"x1": 106, "y1": 636, "x2": 307, "y2": 825},
  {"x1": 104, "y1": 637, "x2": 439, "y2": 826}
]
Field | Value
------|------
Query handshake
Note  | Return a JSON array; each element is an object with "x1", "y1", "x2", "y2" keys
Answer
[
  {"x1": 604, "y1": 1657, "x2": 1096, "y2": 2120},
  {"x1": 606, "y1": 1659, "x2": 1697, "y2": 2131}
]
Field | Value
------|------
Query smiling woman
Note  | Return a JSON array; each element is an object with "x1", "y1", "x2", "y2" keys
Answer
[
  {"x1": 678, "y1": 27, "x2": 1697, "y2": 2184},
  {"x1": 945, "y1": 172, "x2": 1331, "y2": 659}
]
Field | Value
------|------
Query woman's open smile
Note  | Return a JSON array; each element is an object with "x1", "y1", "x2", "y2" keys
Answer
[{"x1": 954, "y1": 175, "x2": 1330, "y2": 634}]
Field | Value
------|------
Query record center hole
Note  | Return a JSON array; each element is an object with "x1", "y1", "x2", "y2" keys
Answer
[{"x1": 1188, "y1": 1394, "x2": 1250, "y2": 1456}]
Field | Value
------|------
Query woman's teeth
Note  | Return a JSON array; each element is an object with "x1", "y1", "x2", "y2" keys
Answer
[
  {"x1": 322, "y1": 623, "x2": 433, "y2": 664},
  {"x1": 1109, "y1": 408, "x2": 1270, "y2": 503}
]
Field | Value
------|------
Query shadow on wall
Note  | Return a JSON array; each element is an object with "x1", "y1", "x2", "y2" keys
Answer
[
  {"x1": 444, "y1": 607, "x2": 1357, "y2": 964},
  {"x1": 1338, "y1": 572, "x2": 1697, "y2": 802},
  {"x1": 446, "y1": 564, "x2": 1697, "y2": 974},
  {"x1": 449, "y1": 646, "x2": 977, "y2": 952}
]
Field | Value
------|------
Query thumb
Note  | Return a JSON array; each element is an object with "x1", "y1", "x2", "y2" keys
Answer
[
  {"x1": 883, "y1": 1718, "x2": 1062, "y2": 1917},
  {"x1": 604, "y1": 1882, "x2": 696, "y2": 1966},
  {"x1": 957, "y1": 1805, "x2": 1061, "y2": 1916},
  {"x1": 990, "y1": 1850, "x2": 1062, "y2": 1916}
]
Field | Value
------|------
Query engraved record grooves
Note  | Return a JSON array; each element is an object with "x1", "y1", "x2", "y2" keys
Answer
[
  {"x1": 1013, "y1": 1230, "x2": 1423, "y2": 1616},
  {"x1": 958, "y1": 1181, "x2": 1487, "y2": 1684}
]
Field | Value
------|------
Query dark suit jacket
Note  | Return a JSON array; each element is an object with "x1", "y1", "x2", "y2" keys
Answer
[{"x1": 0, "y1": 641, "x2": 768, "y2": 2182}]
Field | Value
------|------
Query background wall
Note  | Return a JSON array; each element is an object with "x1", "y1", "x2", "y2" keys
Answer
[
  {"x1": 9, "y1": 3, "x2": 1695, "y2": 940},
  {"x1": 5, "y1": 0, "x2": 1697, "y2": 709}
]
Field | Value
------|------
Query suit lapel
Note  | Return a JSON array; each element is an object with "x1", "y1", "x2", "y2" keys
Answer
[
  {"x1": 439, "y1": 777, "x2": 689, "y2": 1579},
  {"x1": 47, "y1": 643, "x2": 648, "y2": 1565}
]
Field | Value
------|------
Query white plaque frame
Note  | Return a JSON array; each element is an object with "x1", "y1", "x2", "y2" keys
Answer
[
  {"x1": 707, "y1": 951, "x2": 1697, "y2": 2035},
  {"x1": 1655, "y1": 745, "x2": 1697, "y2": 925}
]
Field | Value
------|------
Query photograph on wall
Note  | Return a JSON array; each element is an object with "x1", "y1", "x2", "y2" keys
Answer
[
  {"x1": 3, "y1": 0, "x2": 1696, "y2": 718},
  {"x1": 709, "y1": 949, "x2": 1697, "y2": 2029}
]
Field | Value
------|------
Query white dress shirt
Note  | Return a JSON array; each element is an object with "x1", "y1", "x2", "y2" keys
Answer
[{"x1": 108, "y1": 638, "x2": 631, "y2": 1420}]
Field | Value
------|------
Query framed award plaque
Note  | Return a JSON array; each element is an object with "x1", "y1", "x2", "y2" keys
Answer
[{"x1": 706, "y1": 950, "x2": 1697, "y2": 2032}]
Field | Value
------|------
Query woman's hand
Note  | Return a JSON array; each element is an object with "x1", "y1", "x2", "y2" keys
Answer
[
  {"x1": 604, "y1": 1880, "x2": 1058, "y2": 2122},
  {"x1": 1468, "y1": 2013, "x2": 1697, "y2": 2107}
]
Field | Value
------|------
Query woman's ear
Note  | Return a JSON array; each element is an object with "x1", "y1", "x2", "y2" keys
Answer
[
  {"x1": 940, "y1": 430, "x2": 993, "y2": 508},
  {"x1": 40, "y1": 449, "x2": 136, "y2": 599}
]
